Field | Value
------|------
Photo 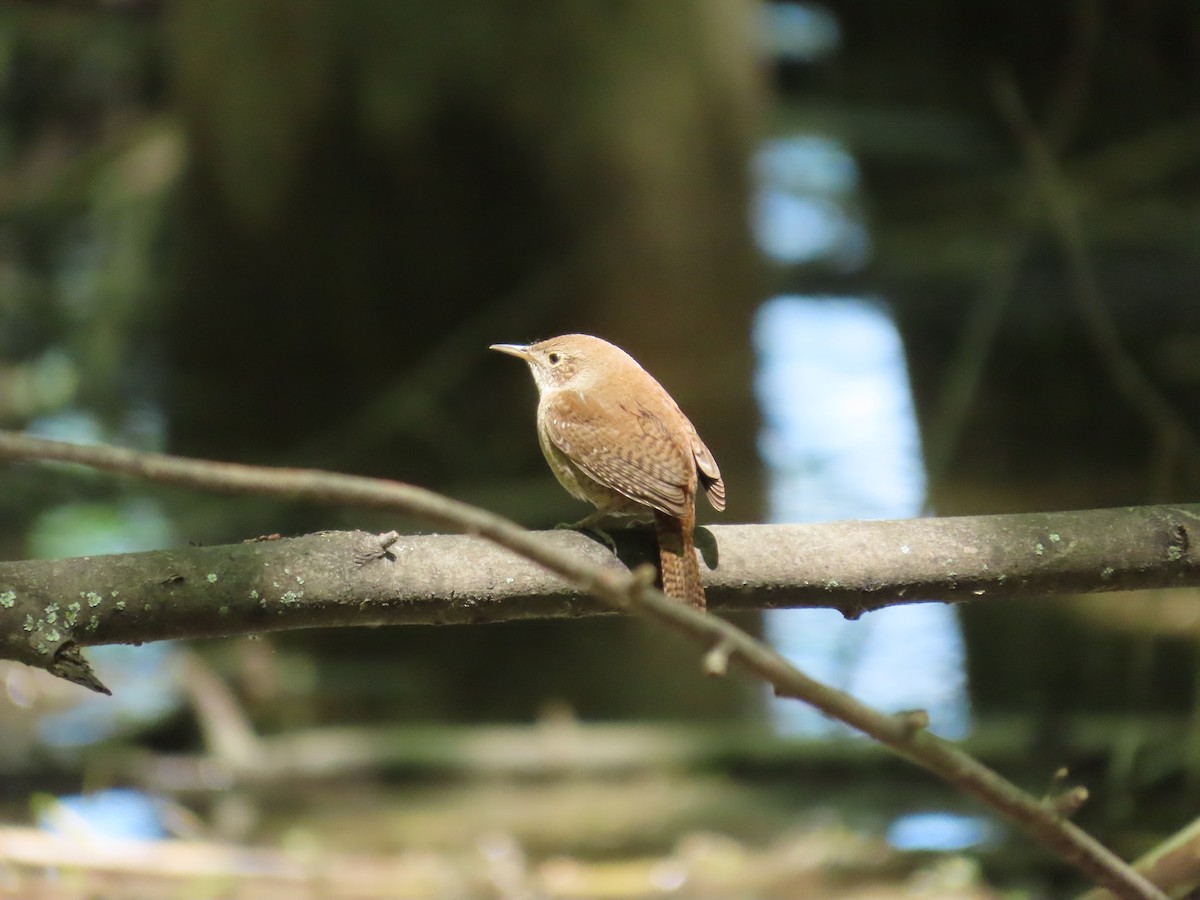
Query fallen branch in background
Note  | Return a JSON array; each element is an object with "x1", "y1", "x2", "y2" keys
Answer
[
  {"x1": 0, "y1": 430, "x2": 1178, "y2": 899},
  {"x1": 0, "y1": 822, "x2": 933, "y2": 900}
]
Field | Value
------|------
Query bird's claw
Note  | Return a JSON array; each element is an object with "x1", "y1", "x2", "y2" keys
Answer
[{"x1": 554, "y1": 520, "x2": 619, "y2": 555}]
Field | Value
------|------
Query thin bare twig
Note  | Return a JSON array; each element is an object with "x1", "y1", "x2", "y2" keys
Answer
[
  {"x1": 0, "y1": 430, "x2": 1169, "y2": 899},
  {"x1": 991, "y1": 68, "x2": 1200, "y2": 485},
  {"x1": 1078, "y1": 815, "x2": 1200, "y2": 900},
  {"x1": 926, "y1": 0, "x2": 1102, "y2": 487}
]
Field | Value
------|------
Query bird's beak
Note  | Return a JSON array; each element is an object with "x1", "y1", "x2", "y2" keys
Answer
[{"x1": 489, "y1": 343, "x2": 532, "y2": 360}]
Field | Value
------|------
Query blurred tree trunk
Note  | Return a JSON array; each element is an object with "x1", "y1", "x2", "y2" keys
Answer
[
  {"x1": 161, "y1": 0, "x2": 765, "y2": 721},
  {"x1": 812, "y1": 0, "x2": 1200, "y2": 720}
]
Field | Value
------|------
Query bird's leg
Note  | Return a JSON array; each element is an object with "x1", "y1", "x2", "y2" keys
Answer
[{"x1": 555, "y1": 508, "x2": 620, "y2": 554}]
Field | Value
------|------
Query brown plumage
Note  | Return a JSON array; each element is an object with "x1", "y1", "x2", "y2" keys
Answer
[{"x1": 491, "y1": 334, "x2": 724, "y2": 609}]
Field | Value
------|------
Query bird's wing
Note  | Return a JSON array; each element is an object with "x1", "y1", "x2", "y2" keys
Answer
[
  {"x1": 687, "y1": 423, "x2": 726, "y2": 512},
  {"x1": 541, "y1": 391, "x2": 693, "y2": 518}
]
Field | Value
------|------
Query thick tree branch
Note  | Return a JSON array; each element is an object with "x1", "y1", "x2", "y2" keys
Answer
[
  {"x1": 0, "y1": 431, "x2": 1175, "y2": 899},
  {"x1": 2, "y1": 506, "x2": 1199, "y2": 682}
]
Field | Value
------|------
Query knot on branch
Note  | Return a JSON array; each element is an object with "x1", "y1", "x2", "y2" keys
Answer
[
  {"x1": 1045, "y1": 785, "x2": 1090, "y2": 819},
  {"x1": 703, "y1": 639, "x2": 735, "y2": 677},
  {"x1": 49, "y1": 642, "x2": 109, "y2": 695},
  {"x1": 354, "y1": 530, "x2": 401, "y2": 567},
  {"x1": 893, "y1": 709, "x2": 930, "y2": 736}
]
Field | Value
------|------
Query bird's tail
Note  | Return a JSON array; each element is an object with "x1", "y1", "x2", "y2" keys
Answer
[{"x1": 654, "y1": 511, "x2": 706, "y2": 610}]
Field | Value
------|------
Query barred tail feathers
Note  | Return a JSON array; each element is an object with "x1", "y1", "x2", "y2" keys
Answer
[{"x1": 653, "y1": 511, "x2": 706, "y2": 610}]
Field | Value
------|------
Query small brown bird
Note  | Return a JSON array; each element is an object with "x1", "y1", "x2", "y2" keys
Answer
[{"x1": 491, "y1": 334, "x2": 724, "y2": 609}]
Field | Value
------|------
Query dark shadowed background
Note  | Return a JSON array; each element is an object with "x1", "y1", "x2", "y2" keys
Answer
[{"x1": 1, "y1": 2, "x2": 1198, "y2": 897}]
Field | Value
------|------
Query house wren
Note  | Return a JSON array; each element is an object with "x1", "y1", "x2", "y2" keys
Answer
[{"x1": 491, "y1": 334, "x2": 724, "y2": 609}]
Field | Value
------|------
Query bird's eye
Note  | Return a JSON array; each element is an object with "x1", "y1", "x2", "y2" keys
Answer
[{"x1": 547, "y1": 352, "x2": 561, "y2": 365}]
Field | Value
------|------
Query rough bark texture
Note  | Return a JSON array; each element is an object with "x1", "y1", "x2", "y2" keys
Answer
[{"x1": 3, "y1": 504, "x2": 1198, "y2": 690}]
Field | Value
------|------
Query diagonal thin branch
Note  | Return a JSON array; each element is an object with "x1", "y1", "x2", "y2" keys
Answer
[
  {"x1": 1078, "y1": 814, "x2": 1200, "y2": 900},
  {"x1": 0, "y1": 429, "x2": 1171, "y2": 899},
  {"x1": 926, "y1": 0, "x2": 1102, "y2": 488},
  {"x1": 991, "y1": 68, "x2": 1200, "y2": 484}
]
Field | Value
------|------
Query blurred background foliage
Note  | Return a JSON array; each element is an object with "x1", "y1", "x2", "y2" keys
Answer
[{"x1": 1, "y1": 1, "x2": 1199, "y2": 896}]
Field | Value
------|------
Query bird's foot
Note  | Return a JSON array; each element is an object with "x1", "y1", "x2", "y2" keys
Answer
[{"x1": 554, "y1": 516, "x2": 619, "y2": 555}]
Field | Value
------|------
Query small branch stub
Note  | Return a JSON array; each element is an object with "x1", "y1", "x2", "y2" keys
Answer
[
  {"x1": 703, "y1": 639, "x2": 735, "y2": 677},
  {"x1": 894, "y1": 709, "x2": 931, "y2": 736},
  {"x1": 50, "y1": 643, "x2": 110, "y2": 695},
  {"x1": 1048, "y1": 786, "x2": 1090, "y2": 819},
  {"x1": 354, "y1": 530, "x2": 401, "y2": 567},
  {"x1": 630, "y1": 563, "x2": 658, "y2": 588}
]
